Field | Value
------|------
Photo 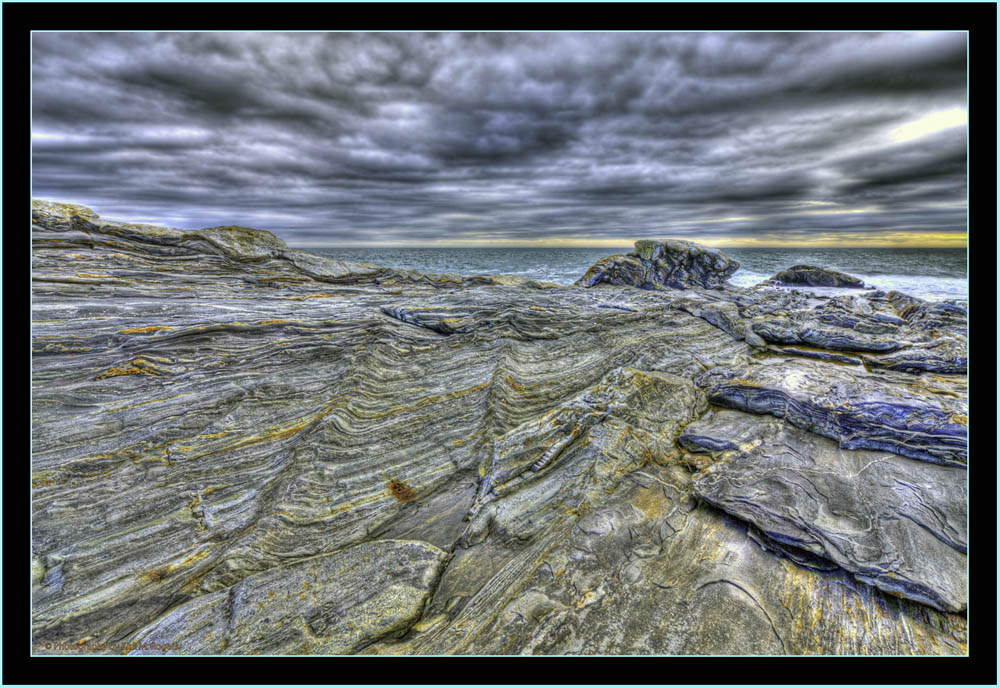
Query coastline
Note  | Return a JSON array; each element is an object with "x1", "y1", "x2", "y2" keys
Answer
[
  {"x1": 298, "y1": 245, "x2": 969, "y2": 302},
  {"x1": 31, "y1": 201, "x2": 968, "y2": 656}
]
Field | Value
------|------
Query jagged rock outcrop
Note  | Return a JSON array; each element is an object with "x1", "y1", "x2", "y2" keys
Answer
[
  {"x1": 31, "y1": 201, "x2": 967, "y2": 656},
  {"x1": 695, "y1": 357, "x2": 967, "y2": 466},
  {"x1": 686, "y1": 409, "x2": 966, "y2": 613},
  {"x1": 575, "y1": 239, "x2": 739, "y2": 290},
  {"x1": 763, "y1": 264, "x2": 866, "y2": 288},
  {"x1": 734, "y1": 290, "x2": 967, "y2": 375}
]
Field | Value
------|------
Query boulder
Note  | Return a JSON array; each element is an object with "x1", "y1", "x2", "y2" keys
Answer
[
  {"x1": 763, "y1": 264, "x2": 866, "y2": 288},
  {"x1": 575, "y1": 239, "x2": 739, "y2": 290}
]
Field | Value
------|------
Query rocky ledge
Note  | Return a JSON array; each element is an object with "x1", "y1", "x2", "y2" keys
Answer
[{"x1": 32, "y1": 203, "x2": 967, "y2": 655}]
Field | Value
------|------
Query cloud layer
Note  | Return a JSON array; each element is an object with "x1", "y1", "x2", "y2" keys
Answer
[{"x1": 32, "y1": 32, "x2": 968, "y2": 246}]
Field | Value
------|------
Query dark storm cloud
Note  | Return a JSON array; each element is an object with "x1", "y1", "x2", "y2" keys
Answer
[{"x1": 32, "y1": 31, "x2": 967, "y2": 245}]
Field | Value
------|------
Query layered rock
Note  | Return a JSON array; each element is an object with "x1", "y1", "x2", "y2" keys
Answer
[
  {"x1": 686, "y1": 409, "x2": 966, "y2": 612},
  {"x1": 127, "y1": 540, "x2": 448, "y2": 655},
  {"x1": 370, "y1": 461, "x2": 965, "y2": 656},
  {"x1": 696, "y1": 358, "x2": 967, "y2": 466},
  {"x1": 31, "y1": 201, "x2": 967, "y2": 656},
  {"x1": 763, "y1": 264, "x2": 866, "y2": 288},
  {"x1": 734, "y1": 290, "x2": 967, "y2": 375},
  {"x1": 575, "y1": 239, "x2": 739, "y2": 290}
]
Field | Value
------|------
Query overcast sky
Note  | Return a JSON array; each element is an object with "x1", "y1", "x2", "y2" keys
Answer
[{"x1": 32, "y1": 32, "x2": 967, "y2": 247}]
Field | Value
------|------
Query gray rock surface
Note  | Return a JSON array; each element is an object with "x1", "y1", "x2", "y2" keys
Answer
[
  {"x1": 575, "y1": 239, "x2": 739, "y2": 290},
  {"x1": 740, "y1": 291, "x2": 967, "y2": 374},
  {"x1": 688, "y1": 409, "x2": 966, "y2": 612},
  {"x1": 763, "y1": 264, "x2": 866, "y2": 288},
  {"x1": 696, "y1": 357, "x2": 967, "y2": 466},
  {"x1": 125, "y1": 539, "x2": 448, "y2": 655},
  {"x1": 31, "y1": 201, "x2": 967, "y2": 656},
  {"x1": 369, "y1": 462, "x2": 965, "y2": 656}
]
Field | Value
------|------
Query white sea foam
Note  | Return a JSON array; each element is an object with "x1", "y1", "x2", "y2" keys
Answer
[
  {"x1": 303, "y1": 247, "x2": 968, "y2": 303},
  {"x1": 729, "y1": 271, "x2": 968, "y2": 302}
]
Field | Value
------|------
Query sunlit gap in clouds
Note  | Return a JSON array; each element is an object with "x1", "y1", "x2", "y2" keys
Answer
[
  {"x1": 31, "y1": 32, "x2": 968, "y2": 248},
  {"x1": 887, "y1": 108, "x2": 967, "y2": 144}
]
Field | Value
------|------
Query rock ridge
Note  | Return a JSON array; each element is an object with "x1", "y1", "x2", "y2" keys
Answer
[{"x1": 32, "y1": 201, "x2": 967, "y2": 656}]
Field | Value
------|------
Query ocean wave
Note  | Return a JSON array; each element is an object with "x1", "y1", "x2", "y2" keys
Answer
[
  {"x1": 729, "y1": 271, "x2": 967, "y2": 302},
  {"x1": 304, "y1": 247, "x2": 967, "y2": 303}
]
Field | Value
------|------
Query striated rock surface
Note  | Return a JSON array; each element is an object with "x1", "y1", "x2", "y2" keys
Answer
[
  {"x1": 763, "y1": 264, "x2": 866, "y2": 288},
  {"x1": 575, "y1": 239, "x2": 739, "y2": 290},
  {"x1": 368, "y1": 462, "x2": 965, "y2": 656},
  {"x1": 126, "y1": 539, "x2": 448, "y2": 655},
  {"x1": 32, "y1": 201, "x2": 967, "y2": 656},
  {"x1": 741, "y1": 290, "x2": 966, "y2": 375},
  {"x1": 696, "y1": 357, "x2": 967, "y2": 466},
  {"x1": 687, "y1": 409, "x2": 966, "y2": 612}
]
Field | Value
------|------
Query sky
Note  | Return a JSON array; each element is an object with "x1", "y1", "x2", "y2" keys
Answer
[{"x1": 31, "y1": 32, "x2": 968, "y2": 248}]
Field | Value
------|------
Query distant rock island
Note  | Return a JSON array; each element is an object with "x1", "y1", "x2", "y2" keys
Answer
[
  {"x1": 575, "y1": 238, "x2": 739, "y2": 290},
  {"x1": 31, "y1": 201, "x2": 967, "y2": 655},
  {"x1": 763, "y1": 264, "x2": 868, "y2": 289}
]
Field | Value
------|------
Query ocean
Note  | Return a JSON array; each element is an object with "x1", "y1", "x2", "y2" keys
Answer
[{"x1": 297, "y1": 246, "x2": 968, "y2": 302}]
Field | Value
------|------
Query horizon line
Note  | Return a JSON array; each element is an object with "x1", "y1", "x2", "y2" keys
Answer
[{"x1": 285, "y1": 241, "x2": 969, "y2": 250}]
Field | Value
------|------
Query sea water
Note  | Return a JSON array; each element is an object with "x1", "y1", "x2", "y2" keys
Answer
[{"x1": 298, "y1": 246, "x2": 968, "y2": 302}]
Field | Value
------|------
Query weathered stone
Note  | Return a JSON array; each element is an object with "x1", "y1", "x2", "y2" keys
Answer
[
  {"x1": 861, "y1": 337, "x2": 967, "y2": 375},
  {"x1": 751, "y1": 320, "x2": 802, "y2": 344},
  {"x1": 31, "y1": 200, "x2": 966, "y2": 656},
  {"x1": 696, "y1": 357, "x2": 967, "y2": 466},
  {"x1": 765, "y1": 346, "x2": 862, "y2": 366},
  {"x1": 798, "y1": 326, "x2": 902, "y2": 353},
  {"x1": 464, "y1": 367, "x2": 707, "y2": 546},
  {"x1": 763, "y1": 264, "x2": 866, "y2": 288},
  {"x1": 575, "y1": 239, "x2": 739, "y2": 290},
  {"x1": 673, "y1": 299, "x2": 767, "y2": 350},
  {"x1": 369, "y1": 463, "x2": 965, "y2": 656},
  {"x1": 125, "y1": 539, "x2": 448, "y2": 655},
  {"x1": 743, "y1": 292, "x2": 966, "y2": 373},
  {"x1": 689, "y1": 410, "x2": 966, "y2": 612},
  {"x1": 886, "y1": 291, "x2": 968, "y2": 334}
]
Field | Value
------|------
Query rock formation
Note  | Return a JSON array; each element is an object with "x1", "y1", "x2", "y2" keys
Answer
[
  {"x1": 575, "y1": 239, "x2": 739, "y2": 290},
  {"x1": 31, "y1": 202, "x2": 967, "y2": 655},
  {"x1": 686, "y1": 409, "x2": 966, "y2": 613},
  {"x1": 763, "y1": 264, "x2": 867, "y2": 288}
]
